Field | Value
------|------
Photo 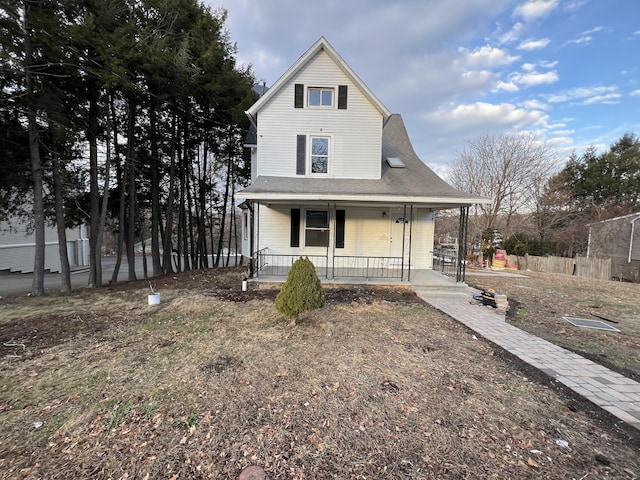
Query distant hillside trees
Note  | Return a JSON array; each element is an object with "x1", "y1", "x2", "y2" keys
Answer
[
  {"x1": 449, "y1": 132, "x2": 557, "y2": 256},
  {"x1": 443, "y1": 132, "x2": 639, "y2": 260},
  {"x1": 0, "y1": 0, "x2": 257, "y2": 294}
]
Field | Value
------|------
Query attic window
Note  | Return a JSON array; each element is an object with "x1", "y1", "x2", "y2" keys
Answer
[
  {"x1": 308, "y1": 87, "x2": 333, "y2": 107},
  {"x1": 386, "y1": 157, "x2": 405, "y2": 168}
]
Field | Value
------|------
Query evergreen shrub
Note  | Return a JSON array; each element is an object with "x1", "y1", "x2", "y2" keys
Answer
[{"x1": 275, "y1": 257, "x2": 325, "y2": 319}]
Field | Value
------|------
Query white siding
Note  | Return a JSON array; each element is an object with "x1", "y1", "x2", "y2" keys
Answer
[
  {"x1": 341, "y1": 207, "x2": 389, "y2": 256},
  {"x1": 0, "y1": 220, "x2": 88, "y2": 273},
  {"x1": 256, "y1": 50, "x2": 383, "y2": 180}
]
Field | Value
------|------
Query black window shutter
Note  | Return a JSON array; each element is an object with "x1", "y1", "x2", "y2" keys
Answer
[
  {"x1": 338, "y1": 85, "x2": 348, "y2": 109},
  {"x1": 296, "y1": 134, "x2": 306, "y2": 175},
  {"x1": 290, "y1": 209, "x2": 300, "y2": 247},
  {"x1": 335, "y1": 209, "x2": 345, "y2": 248},
  {"x1": 294, "y1": 84, "x2": 304, "y2": 108}
]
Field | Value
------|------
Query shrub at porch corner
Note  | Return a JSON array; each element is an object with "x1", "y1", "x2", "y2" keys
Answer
[{"x1": 275, "y1": 257, "x2": 325, "y2": 319}]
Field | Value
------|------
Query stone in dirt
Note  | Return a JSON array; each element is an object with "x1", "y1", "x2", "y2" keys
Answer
[{"x1": 238, "y1": 465, "x2": 266, "y2": 480}]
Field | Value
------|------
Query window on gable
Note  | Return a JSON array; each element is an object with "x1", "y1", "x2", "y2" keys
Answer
[
  {"x1": 310, "y1": 137, "x2": 329, "y2": 174},
  {"x1": 308, "y1": 87, "x2": 333, "y2": 107},
  {"x1": 305, "y1": 210, "x2": 329, "y2": 247}
]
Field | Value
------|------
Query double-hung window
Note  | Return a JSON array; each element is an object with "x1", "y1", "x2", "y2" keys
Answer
[
  {"x1": 305, "y1": 210, "x2": 329, "y2": 247},
  {"x1": 308, "y1": 87, "x2": 333, "y2": 107},
  {"x1": 310, "y1": 137, "x2": 329, "y2": 174},
  {"x1": 290, "y1": 208, "x2": 345, "y2": 249}
]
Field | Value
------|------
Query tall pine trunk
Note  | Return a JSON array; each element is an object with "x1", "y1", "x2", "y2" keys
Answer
[
  {"x1": 51, "y1": 126, "x2": 71, "y2": 292},
  {"x1": 149, "y1": 105, "x2": 162, "y2": 276},
  {"x1": 24, "y1": 2, "x2": 45, "y2": 296},
  {"x1": 126, "y1": 99, "x2": 137, "y2": 281},
  {"x1": 87, "y1": 96, "x2": 101, "y2": 287},
  {"x1": 162, "y1": 113, "x2": 177, "y2": 274}
]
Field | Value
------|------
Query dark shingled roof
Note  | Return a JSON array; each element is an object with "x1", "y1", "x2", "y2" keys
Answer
[{"x1": 237, "y1": 114, "x2": 488, "y2": 207}]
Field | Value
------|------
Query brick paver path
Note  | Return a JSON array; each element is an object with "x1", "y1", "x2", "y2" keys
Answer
[{"x1": 416, "y1": 287, "x2": 640, "y2": 431}]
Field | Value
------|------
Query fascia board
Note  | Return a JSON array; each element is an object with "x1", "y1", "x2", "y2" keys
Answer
[{"x1": 235, "y1": 191, "x2": 491, "y2": 206}]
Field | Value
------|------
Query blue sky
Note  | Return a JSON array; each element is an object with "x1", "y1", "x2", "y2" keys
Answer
[{"x1": 207, "y1": 0, "x2": 640, "y2": 178}]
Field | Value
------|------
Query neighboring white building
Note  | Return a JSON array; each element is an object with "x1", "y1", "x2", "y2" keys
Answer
[
  {"x1": 0, "y1": 219, "x2": 89, "y2": 273},
  {"x1": 237, "y1": 37, "x2": 488, "y2": 281}
]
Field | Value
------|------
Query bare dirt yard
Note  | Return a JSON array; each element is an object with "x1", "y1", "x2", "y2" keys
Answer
[{"x1": 1, "y1": 267, "x2": 639, "y2": 479}]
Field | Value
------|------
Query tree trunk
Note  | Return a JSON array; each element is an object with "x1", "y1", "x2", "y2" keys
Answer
[
  {"x1": 51, "y1": 127, "x2": 71, "y2": 292},
  {"x1": 126, "y1": 99, "x2": 137, "y2": 282},
  {"x1": 149, "y1": 105, "x2": 162, "y2": 276},
  {"x1": 162, "y1": 113, "x2": 177, "y2": 274},
  {"x1": 88, "y1": 96, "x2": 101, "y2": 287},
  {"x1": 24, "y1": 3, "x2": 45, "y2": 296},
  {"x1": 216, "y1": 133, "x2": 232, "y2": 267}
]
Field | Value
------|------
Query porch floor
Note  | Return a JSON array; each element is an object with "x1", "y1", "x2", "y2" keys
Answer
[{"x1": 251, "y1": 268, "x2": 469, "y2": 294}]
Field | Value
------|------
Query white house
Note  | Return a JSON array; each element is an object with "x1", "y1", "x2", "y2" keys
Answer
[
  {"x1": 237, "y1": 37, "x2": 488, "y2": 281},
  {"x1": 0, "y1": 218, "x2": 89, "y2": 273}
]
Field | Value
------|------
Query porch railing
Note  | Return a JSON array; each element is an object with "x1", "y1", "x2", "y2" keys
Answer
[
  {"x1": 432, "y1": 252, "x2": 458, "y2": 276},
  {"x1": 253, "y1": 250, "x2": 406, "y2": 280},
  {"x1": 255, "y1": 250, "x2": 329, "y2": 278},
  {"x1": 332, "y1": 255, "x2": 404, "y2": 279}
]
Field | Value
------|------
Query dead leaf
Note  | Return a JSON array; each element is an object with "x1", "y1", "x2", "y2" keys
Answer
[{"x1": 527, "y1": 458, "x2": 540, "y2": 468}]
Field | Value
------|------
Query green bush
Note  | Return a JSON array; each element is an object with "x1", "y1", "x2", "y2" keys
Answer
[{"x1": 275, "y1": 257, "x2": 325, "y2": 319}]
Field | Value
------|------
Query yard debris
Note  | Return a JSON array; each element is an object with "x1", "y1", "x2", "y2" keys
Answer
[
  {"x1": 590, "y1": 311, "x2": 620, "y2": 324},
  {"x1": 473, "y1": 289, "x2": 509, "y2": 314},
  {"x1": 555, "y1": 439, "x2": 571, "y2": 451}
]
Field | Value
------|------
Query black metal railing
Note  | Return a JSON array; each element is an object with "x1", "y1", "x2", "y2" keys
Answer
[
  {"x1": 255, "y1": 251, "x2": 329, "y2": 278},
  {"x1": 253, "y1": 251, "x2": 406, "y2": 280},
  {"x1": 432, "y1": 252, "x2": 457, "y2": 276},
  {"x1": 332, "y1": 255, "x2": 404, "y2": 279}
]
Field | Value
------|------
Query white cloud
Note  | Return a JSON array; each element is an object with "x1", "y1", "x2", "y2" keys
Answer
[
  {"x1": 513, "y1": 0, "x2": 559, "y2": 21},
  {"x1": 582, "y1": 93, "x2": 621, "y2": 105},
  {"x1": 539, "y1": 60, "x2": 558, "y2": 68},
  {"x1": 423, "y1": 102, "x2": 548, "y2": 133},
  {"x1": 495, "y1": 68, "x2": 558, "y2": 91},
  {"x1": 495, "y1": 22, "x2": 526, "y2": 45},
  {"x1": 458, "y1": 45, "x2": 519, "y2": 67},
  {"x1": 631, "y1": 89, "x2": 640, "y2": 96},
  {"x1": 564, "y1": 0, "x2": 587, "y2": 12},
  {"x1": 518, "y1": 70, "x2": 559, "y2": 86},
  {"x1": 518, "y1": 38, "x2": 551, "y2": 50},
  {"x1": 522, "y1": 99, "x2": 550, "y2": 110},
  {"x1": 568, "y1": 26, "x2": 604, "y2": 45},
  {"x1": 544, "y1": 86, "x2": 620, "y2": 105}
]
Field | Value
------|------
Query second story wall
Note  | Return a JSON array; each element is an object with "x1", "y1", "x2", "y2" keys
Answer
[{"x1": 255, "y1": 50, "x2": 384, "y2": 180}]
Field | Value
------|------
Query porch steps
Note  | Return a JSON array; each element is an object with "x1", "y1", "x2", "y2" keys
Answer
[{"x1": 412, "y1": 283, "x2": 471, "y2": 297}]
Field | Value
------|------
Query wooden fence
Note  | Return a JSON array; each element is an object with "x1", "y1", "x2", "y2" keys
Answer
[{"x1": 505, "y1": 254, "x2": 612, "y2": 281}]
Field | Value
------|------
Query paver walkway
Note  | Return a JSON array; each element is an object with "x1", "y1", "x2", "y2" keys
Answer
[{"x1": 414, "y1": 286, "x2": 640, "y2": 431}]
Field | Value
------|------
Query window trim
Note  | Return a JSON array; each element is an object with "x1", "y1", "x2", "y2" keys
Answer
[
  {"x1": 308, "y1": 134, "x2": 332, "y2": 176},
  {"x1": 304, "y1": 209, "x2": 330, "y2": 248},
  {"x1": 307, "y1": 87, "x2": 334, "y2": 107}
]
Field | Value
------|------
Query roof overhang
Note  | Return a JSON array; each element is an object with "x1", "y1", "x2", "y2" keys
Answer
[{"x1": 236, "y1": 192, "x2": 490, "y2": 209}]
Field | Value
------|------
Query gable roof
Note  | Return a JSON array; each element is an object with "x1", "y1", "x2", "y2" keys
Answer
[
  {"x1": 245, "y1": 37, "x2": 391, "y2": 127},
  {"x1": 236, "y1": 114, "x2": 490, "y2": 208}
]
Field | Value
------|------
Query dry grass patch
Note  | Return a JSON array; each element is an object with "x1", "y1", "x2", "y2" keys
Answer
[{"x1": 0, "y1": 269, "x2": 639, "y2": 478}]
